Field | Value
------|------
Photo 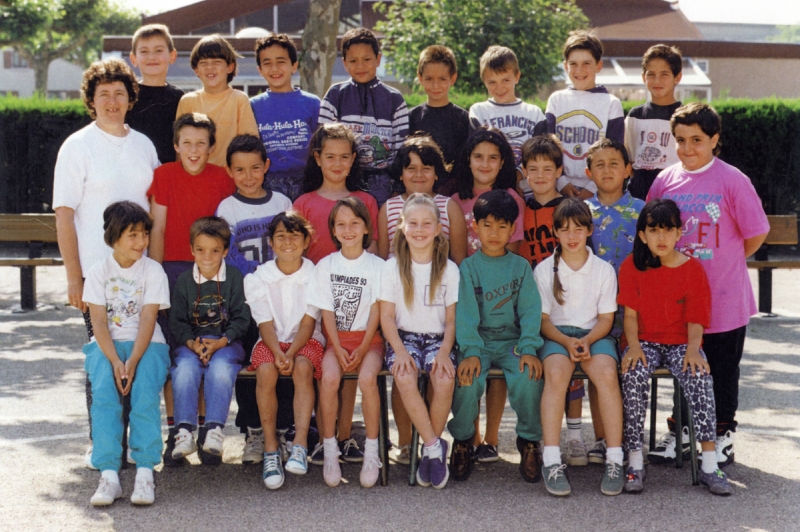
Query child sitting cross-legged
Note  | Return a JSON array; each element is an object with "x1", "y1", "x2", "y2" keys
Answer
[
  {"x1": 619, "y1": 199, "x2": 732, "y2": 496},
  {"x1": 380, "y1": 194, "x2": 459, "y2": 489},
  {"x1": 83, "y1": 201, "x2": 170, "y2": 506},
  {"x1": 170, "y1": 217, "x2": 251, "y2": 461},
  {"x1": 244, "y1": 211, "x2": 325, "y2": 489}
]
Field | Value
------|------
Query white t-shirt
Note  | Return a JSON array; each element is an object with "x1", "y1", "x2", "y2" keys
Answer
[
  {"x1": 307, "y1": 251, "x2": 383, "y2": 332},
  {"x1": 83, "y1": 255, "x2": 170, "y2": 343},
  {"x1": 533, "y1": 246, "x2": 617, "y2": 330},
  {"x1": 379, "y1": 257, "x2": 459, "y2": 334},
  {"x1": 52, "y1": 123, "x2": 159, "y2": 272},
  {"x1": 244, "y1": 258, "x2": 325, "y2": 346}
]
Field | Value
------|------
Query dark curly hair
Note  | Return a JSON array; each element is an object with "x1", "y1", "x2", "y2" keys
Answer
[
  {"x1": 453, "y1": 128, "x2": 517, "y2": 200},
  {"x1": 80, "y1": 58, "x2": 138, "y2": 120}
]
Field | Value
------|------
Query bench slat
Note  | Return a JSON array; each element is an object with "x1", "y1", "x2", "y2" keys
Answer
[
  {"x1": 0, "y1": 258, "x2": 64, "y2": 267},
  {"x1": 747, "y1": 260, "x2": 800, "y2": 270},
  {"x1": 0, "y1": 214, "x2": 59, "y2": 243},
  {"x1": 764, "y1": 215, "x2": 798, "y2": 245}
]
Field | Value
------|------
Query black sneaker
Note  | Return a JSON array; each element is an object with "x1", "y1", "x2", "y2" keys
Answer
[
  {"x1": 339, "y1": 438, "x2": 364, "y2": 463},
  {"x1": 162, "y1": 427, "x2": 186, "y2": 467},
  {"x1": 516, "y1": 437, "x2": 542, "y2": 483},
  {"x1": 648, "y1": 426, "x2": 691, "y2": 464},
  {"x1": 449, "y1": 439, "x2": 473, "y2": 481}
]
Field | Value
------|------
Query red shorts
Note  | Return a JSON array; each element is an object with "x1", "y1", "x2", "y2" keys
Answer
[
  {"x1": 327, "y1": 330, "x2": 386, "y2": 357},
  {"x1": 248, "y1": 338, "x2": 325, "y2": 380}
]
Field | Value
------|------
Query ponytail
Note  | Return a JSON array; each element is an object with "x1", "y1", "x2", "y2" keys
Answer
[{"x1": 552, "y1": 243, "x2": 566, "y2": 305}]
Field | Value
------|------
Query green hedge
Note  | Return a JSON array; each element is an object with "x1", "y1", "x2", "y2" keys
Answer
[{"x1": 1, "y1": 95, "x2": 798, "y2": 215}]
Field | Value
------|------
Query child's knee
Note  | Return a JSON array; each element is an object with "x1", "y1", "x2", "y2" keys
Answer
[
  {"x1": 292, "y1": 358, "x2": 314, "y2": 381},
  {"x1": 393, "y1": 370, "x2": 417, "y2": 392}
]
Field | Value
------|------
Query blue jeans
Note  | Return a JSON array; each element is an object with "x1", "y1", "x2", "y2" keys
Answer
[
  {"x1": 171, "y1": 337, "x2": 245, "y2": 429},
  {"x1": 83, "y1": 340, "x2": 169, "y2": 471}
]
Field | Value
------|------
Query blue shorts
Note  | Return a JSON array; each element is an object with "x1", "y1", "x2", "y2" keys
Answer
[
  {"x1": 385, "y1": 330, "x2": 456, "y2": 373},
  {"x1": 537, "y1": 325, "x2": 618, "y2": 363}
]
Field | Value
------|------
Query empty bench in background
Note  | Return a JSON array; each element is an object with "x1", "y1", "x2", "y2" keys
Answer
[
  {"x1": 747, "y1": 214, "x2": 800, "y2": 316},
  {"x1": 0, "y1": 213, "x2": 63, "y2": 311}
]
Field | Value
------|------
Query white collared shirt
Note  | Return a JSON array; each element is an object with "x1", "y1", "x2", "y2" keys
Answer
[
  {"x1": 193, "y1": 263, "x2": 227, "y2": 284},
  {"x1": 533, "y1": 246, "x2": 618, "y2": 330}
]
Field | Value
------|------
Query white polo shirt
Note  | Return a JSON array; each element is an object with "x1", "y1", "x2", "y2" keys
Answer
[{"x1": 533, "y1": 246, "x2": 617, "y2": 330}]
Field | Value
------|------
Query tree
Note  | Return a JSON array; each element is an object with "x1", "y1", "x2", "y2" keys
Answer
[
  {"x1": 299, "y1": 0, "x2": 342, "y2": 97},
  {"x1": 375, "y1": 0, "x2": 587, "y2": 96},
  {"x1": 768, "y1": 25, "x2": 800, "y2": 43},
  {"x1": 0, "y1": 0, "x2": 140, "y2": 95}
]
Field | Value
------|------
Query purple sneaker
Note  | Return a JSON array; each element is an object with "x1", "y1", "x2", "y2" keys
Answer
[
  {"x1": 416, "y1": 451, "x2": 431, "y2": 487},
  {"x1": 429, "y1": 439, "x2": 450, "y2": 490}
]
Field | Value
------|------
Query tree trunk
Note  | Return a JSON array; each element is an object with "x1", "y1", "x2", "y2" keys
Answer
[
  {"x1": 299, "y1": 0, "x2": 341, "y2": 98},
  {"x1": 32, "y1": 58, "x2": 49, "y2": 96}
]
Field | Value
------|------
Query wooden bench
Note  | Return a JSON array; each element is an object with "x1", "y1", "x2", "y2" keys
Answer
[
  {"x1": 0, "y1": 214, "x2": 63, "y2": 311},
  {"x1": 237, "y1": 369, "x2": 392, "y2": 487},
  {"x1": 747, "y1": 214, "x2": 800, "y2": 315}
]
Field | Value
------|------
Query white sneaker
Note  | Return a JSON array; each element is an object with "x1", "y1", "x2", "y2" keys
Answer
[
  {"x1": 90, "y1": 478, "x2": 122, "y2": 506},
  {"x1": 262, "y1": 451, "x2": 284, "y2": 490},
  {"x1": 648, "y1": 427, "x2": 691, "y2": 464},
  {"x1": 242, "y1": 427, "x2": 264, "y2": 464},
  {"x1": 203, "y1": 427, "x2": 224, "y2": 456},
  {"x1": 360, "y1": 451, "x2": 382, "y2": 488},
  {"x1": 84, "y1": 445, "x2": 97, "y2": 470},
  {"x1": 285, "y1": 445, "x2": 308, "y2": 475},
  {"x1": 715, "y1": 430, "x2": 734, "y2": 468},
  {"x1": 323, "y1": 448, "x2": 342, "y2": 487},
  {"x1": 130, "y1": 478, "x2": 155, "y2": 505},
  {"x1": 171, "y1": 428, "x2": 197, "y2": 459},
  {"x1": 566, "y1": 439, "x2": 589, "y2": 467}
]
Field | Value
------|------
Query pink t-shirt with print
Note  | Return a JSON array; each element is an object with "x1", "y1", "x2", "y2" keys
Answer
[{"x1": 452, "y1": 188, "x2": 525, "y2": 257}]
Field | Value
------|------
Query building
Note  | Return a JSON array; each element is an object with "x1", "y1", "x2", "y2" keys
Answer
[{"x1": 0, "y1": 49, "x2": 83, "y2": 99}]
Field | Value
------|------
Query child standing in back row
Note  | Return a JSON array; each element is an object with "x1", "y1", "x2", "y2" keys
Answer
[
  {"x1": 177, "y1": 34, "x2": 258, "y2": 168},
  {"x1": 546, "y1": 30, "x2": 624, "y2": 200},
  {"x1": 624, "y1": 44, "x2": 683, "y2": 201},
  {"x1": 319, "y1": 27, "x2": 409, "y2": 207},
  {"x1": 380, "y1": 194, "x2": 459, "y2": 489}
]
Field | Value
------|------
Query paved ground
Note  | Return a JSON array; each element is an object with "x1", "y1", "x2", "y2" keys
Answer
[{"x1": 0, "y1": 260, "x2": 799, "y2": 531}]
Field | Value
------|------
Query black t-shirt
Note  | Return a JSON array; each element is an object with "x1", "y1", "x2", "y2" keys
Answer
[
  {"x1": 127, "y1": 83, "x2": 184, "y2": 165},
  {"x1": 408, "y1": 102, "x2": 472, "y2": 166}
]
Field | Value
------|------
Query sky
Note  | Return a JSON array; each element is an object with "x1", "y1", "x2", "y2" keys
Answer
[{"x1": 122, "y1": 0, "x2": 800, "y2": 26}]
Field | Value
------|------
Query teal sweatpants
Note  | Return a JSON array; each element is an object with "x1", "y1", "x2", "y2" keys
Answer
[
  {"x1": 447, "y1": 341, "x2": 544, "y2": 442},
  {"x1": 83, "y1": 340, "x2": 169, "y2": 472}
]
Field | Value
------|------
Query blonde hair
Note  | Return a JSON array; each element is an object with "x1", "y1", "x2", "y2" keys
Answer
[
  {"x1": 551, "y1": 198, "x2": 592, "y2": 305},
  {"x1": 394, "y1": 194, "x2": 449, "y2": 309}
]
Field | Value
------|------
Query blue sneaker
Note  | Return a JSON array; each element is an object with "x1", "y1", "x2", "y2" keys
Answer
[
  {"x1": 262, "y1": 451, "x2": 284, "y2": 490},
  {"x1": 416, "y1": 451, "x2": 431, "y2": 487},
  {"x1": 285, "y1": 445, "x2": 308, "y2": 475},
  {"x1": 699, "y1": 468, "x2": 733, "y2": 496},
  {"x1": 429, "y1": 439, "x2": 450, "y2": 490}
]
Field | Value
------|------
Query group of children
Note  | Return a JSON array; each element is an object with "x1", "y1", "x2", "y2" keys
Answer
[{"x1": 74, "y1": 21, "x2": 769, "y2": 506}]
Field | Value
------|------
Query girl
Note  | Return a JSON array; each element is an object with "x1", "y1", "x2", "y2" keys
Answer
[
  {"x1": 377, "y1": 134, "x2": 466, "y2": 464},
  {"x1": 618, "y1": 199, "x2": 732, "y2": 495},
  {"x1": 82, "y1": 202, "x2": 170, "y2": 506},
  {"x1": 380, "y1": 195, "x2": 459, "y2": 489},
  {"x1": 294, "y1": 123, "x2": 379, "y2": 264},
  {"x1": 307, "y1": 197, "x2": 386, "y2": 488},
  {"x1": 294, "y1": 123, "x2": 379, "y2": 464},
  {"x1": 243, "y1": 212, "x2": 326, "y2": 490},
  {"x1": 451, "y1": 128, "x2": 525, "y2": 463},
  {"x1": 533, "y1": 198, "x2": 623, "y2": 497}
]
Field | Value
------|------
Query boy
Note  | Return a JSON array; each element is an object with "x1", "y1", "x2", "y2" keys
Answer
[
  {"x1": 177, "y1": 34, "x2": 259, "y2": 168},
  {"x1": 170, "y1": 217, "x2": 252, "y2": 461},
  {"x1": 625, "y1": 44, "x2": 683, "y2": 200},
  {"x1": 648, "y1": 103, "x2": 769, "y2": 470},
  {"x1": 448, "y1": 190, "x2": 544, "y2": 483},
  {"x1": 127, "y1": 24, "x2": 184, "y2": 164},
  {"x1": 469, "y1": 45, "x2": 546, "y2": 197},
  {"x1": 318, "y1": 27, "x2": 408, "y2": 207},
  {"x1": 408, "y1": 45, "x2": 471, "y2": 194},
  {"x1": 83, "y1": 201, "x2": 170, "y2": 506},
  {"x1": 216, "y1": 134, "x2": 293, "y2": 464},
  {"x1": 250, "y1": 34, "x2": 320, "y2": 201},
  {"x1": 545, "y1": 31, "x2": 624, "y2": 200}
]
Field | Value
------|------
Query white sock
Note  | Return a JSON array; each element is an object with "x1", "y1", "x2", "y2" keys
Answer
[
  {"x1": 364, "y1": 437, "x2": 379, "y2": 457},
  {"x1": 566, "y1": 418, "x2": 582, "y2": 441},
  {"x1": 629, "y1": 450, "x2": 644, "y2": 470},
  {"x1": 101, "y1": 470, "x2": 120, "y2": 485},
  {"x1": 702, "y1": 450, "x2": 717, "y2": 474},
  {"x1": 606, "y1": 446, "x2": 624, "y2": 465},
  {"x1": 543, "y1": 446, "x2": 561, "y2": 467},
  {"x1": 423, "y1": 438, "x2": 442, "y2": 458},
  {"x1": 323, "y1": 437, "x2": 338, "y2": 456},
  {"x1": 135, "y1": 467, "x2": 153, "y2": 483}
]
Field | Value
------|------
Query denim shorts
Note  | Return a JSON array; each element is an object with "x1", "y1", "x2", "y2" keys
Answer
[{"x1": 385, "y1": 330, "x2": 456, "y2": 373}]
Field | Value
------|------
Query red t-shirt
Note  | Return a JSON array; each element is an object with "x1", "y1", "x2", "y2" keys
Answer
[
  {"x1": 617, "y1": 255, "x2": 711, "y2": 345},
  {"x1": 148, "y1": 161, "x2": 235, "y2": 262},
  {"x1": 293, "y1": 190, "x2": 379, "y2": 264}
]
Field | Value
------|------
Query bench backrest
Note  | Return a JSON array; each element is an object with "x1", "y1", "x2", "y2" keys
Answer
[
  {"x1": 0, "y1": 214, "x2": 59, "y2": 243},
  {"x1": 764, "y1": 215, "x2": 798, "y2": 246}
]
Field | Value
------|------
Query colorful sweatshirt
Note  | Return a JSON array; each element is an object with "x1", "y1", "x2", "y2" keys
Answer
[{"x1": 456, "y1": 250, "x2": 543, "y2": 358}]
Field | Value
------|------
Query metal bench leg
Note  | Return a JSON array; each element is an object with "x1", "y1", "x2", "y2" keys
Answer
[
  {"x1": 649, "y1": 377, "x2": 658, "y2": 451},
  {"x1": 378, "y1": 374, "x2": 389, "y2": 487},
  {"x1": 20, "y1": 265, "x2": 37, "y2": 311},
  {"x1": 408, "y1": 374, "x2": 428, "y2": 486},
  {"x1": 758, "y1": 267, "x2": 775, "y2": 315},
  {"x1": 685, "y1": 398, "x2": 699, "y2": 486},
  {"x1": 675, "y1": 377, "x2": 683, "y2": 470}
]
